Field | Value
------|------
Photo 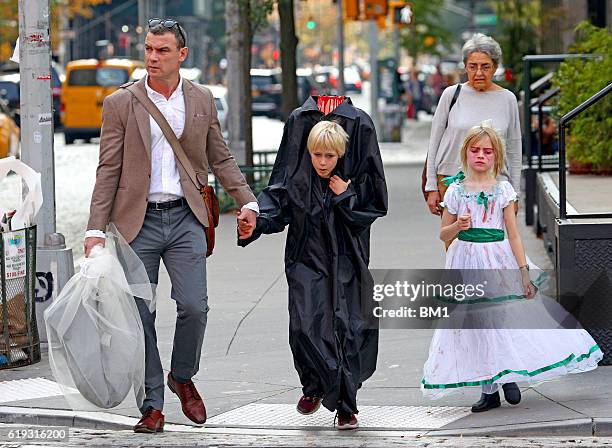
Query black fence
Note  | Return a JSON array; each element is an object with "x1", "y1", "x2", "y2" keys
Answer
[{"x1": 210, "y1": 150, "x2": 277, "y2": 213}]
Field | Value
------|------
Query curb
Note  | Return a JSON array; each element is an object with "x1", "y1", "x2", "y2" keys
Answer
[
  {"x1": 0, "y1": 406, "x2": 193, "y2": 432},
  {"x1": 2, "y1": 406, "x2": 610, "y2": 437},
  {"x1": 427, "y1": 418, "x2": 594, "y2": 437}
]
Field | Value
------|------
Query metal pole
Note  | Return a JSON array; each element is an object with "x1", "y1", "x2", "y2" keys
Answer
[
  {"x1": 537, "y1": 103, "x2": 544, "y2": 172},
  {"x1": 523, "y1": 58, "x2": 532, "y2": 168},
  {"x1": 18, "y1": 0, "x2": 55, "y2": 238},
  {"x1": 469, "y1": 0, "x2": 476, "y2": 32},
  {"x1": 138, "y1": 0, "x2": 146, "y2": 59},
  {"x1": 523, "y1": 57, "x2": 536, "y2": 226},
  {"x1": 559, "y1": 122, "x2": 566, "y2": 219},
  {"x1": 393, "y1": 26, "x2": 401, "y2": 69},
  {"x1": 369, "y1": 20, "x2": 380, "y2": 133},
  {"x1": 19, "y1": 0, "x2": 74, "y2": 340},
  {"x1": 336, "y1": 0, "x2": 345, "y2": 95}
]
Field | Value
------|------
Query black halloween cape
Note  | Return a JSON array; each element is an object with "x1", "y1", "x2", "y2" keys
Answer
[{"x1": 239, "y1": 96, "x2": 388, "y2": 414}]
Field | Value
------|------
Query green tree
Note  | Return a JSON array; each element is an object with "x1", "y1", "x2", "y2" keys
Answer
[
  {"x1": 399, "y1": 0, "x2": 452, "y2": 59},
  {"x1": 489, "y1": 0, "x2": 541, "y2": 92},
  {"x1": 552, "y1": 22, "x2": 612, "y2": 170}
]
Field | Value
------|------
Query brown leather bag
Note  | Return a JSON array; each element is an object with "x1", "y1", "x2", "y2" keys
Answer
[
  {"x1": 422, "y1": 83, "x2": 462, "y2": 201},
  {"x1": 124, "y1": 83, "x2": 220, "y2": 257},
  {"x1": 201, "y1": 185, "x2": 220, "y2": 257}
]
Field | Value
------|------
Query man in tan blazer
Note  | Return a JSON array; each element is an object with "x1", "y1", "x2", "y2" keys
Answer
[{"x1": 84, "y1": 20, "x2": 257, "y2": 433}]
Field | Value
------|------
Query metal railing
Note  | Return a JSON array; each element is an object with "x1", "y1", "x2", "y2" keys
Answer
[
  {"x1": 558, "y1": 82, "x2": 612, "y2": 220},
  {"x1": 522, "y1": 54, "x2": 599, "y2": 226},
  {"x1": 536, "y1": 87, "x2": 560, "y2": 172},
  {"x1": 208, "y1": 154, "x2": 277, "y2": 212}
]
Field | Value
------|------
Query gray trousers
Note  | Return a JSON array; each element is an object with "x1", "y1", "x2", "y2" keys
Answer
[{"x1": 130, "y1": 203, "x2": 209, "y2": 413}]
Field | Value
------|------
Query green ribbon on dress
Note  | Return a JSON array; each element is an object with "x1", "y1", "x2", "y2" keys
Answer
[
  {"x1": 422, "y1": 344, "x2": 601, "y2": 390},
  {"x1": 441, "y1": 171, "x2": 465, "y2": 186},
  {"x1": 458, "y1": 228, "x2": 505, "y2": 243},
  {"x1": 477, "y1": 191, "x2": 489, "y2": 212}
]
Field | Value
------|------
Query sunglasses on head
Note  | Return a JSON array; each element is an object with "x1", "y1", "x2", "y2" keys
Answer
[{"x1": 148, "y1": 18, "x2": 186, "y2": 46}]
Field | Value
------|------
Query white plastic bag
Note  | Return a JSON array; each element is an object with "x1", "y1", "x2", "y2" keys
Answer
[
  {"x1": 0, "y1": 157, "x2": 43, "y2": 231},
  {"x1": 45, "y1": 225, "x2": 154, "y2": 410}
]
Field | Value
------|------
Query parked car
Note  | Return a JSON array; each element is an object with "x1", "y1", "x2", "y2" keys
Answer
[
  {"x1": 313, "y1": 66, "x2": 338, "y2": 95},
  {"x1": 0, "y1": 73, "x2": 20, "y2": 126},
  {"x1": 296, "y1": 68, "x2": 320, "y2": 104},
  {"x1": 250, "y1": 68, "x2": 282, "y2": 119},
  {"x1": 341, "y1": 66, "x2": 363, "y2": 93},
  {"x1": 311, "y1": 66, "x2": 362, "y2": 95},
  {"x1": 61, "y1": 58, "x2": 144, "y2": 144},
  {"x1": 0, "y1": 61, "x2": 65, "y2": 128},
  {"x1": 130, "y1": 67, "x2": 202, "y2": 84},
  {"x1": 203, "y1": 84, "x2": 228, "y2": 138},
  {"x1": 0, "y1": 98, "x2": 20, "y2": 159}
]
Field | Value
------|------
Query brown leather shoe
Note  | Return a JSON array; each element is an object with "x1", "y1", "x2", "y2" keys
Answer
[
  {"x1": 167, "y1": 372, "x2": 207, "y2": 424},
  {"x1": 134, "y1": 408, "x2": 164, "y2": 433}
]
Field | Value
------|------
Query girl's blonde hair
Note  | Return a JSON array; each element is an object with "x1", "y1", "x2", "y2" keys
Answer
[
  {"x1": 460, "y1": 122, "x2": 506, "y2": 177},
  {"x1": 307, "y1": 121, "x2": 349, "y2": 157}
]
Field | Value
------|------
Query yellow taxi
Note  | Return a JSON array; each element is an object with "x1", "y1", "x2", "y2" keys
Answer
[
  {"x1": 61, "y1": 58, "x2": 144, "y2": 144},
  {"x1": 0, "y1": 98, "x2": 19, "y2": 159}
]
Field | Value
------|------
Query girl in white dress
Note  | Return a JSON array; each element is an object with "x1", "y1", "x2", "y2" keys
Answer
[{"x1": 421, "y1": 122, "x2": 602, "y2": 412}]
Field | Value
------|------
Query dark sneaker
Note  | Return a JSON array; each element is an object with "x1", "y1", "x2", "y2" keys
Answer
[
  {"x1": 296, "y1": 395, "x2": 322, "y2": 415},
  {"x1": 471, "y1": 391, "x2": 501, "y2": 412},
  {"x1": 336, "y1": 411, "x2": 359, "y2": 430},
  {"x1": 502, "y1": 382, "x2": 521, "y2": 405}
]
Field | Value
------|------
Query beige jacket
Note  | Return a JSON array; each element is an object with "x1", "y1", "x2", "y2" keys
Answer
[{"x1": 87, "y1": 77, "x2": 256, "y2": 242}]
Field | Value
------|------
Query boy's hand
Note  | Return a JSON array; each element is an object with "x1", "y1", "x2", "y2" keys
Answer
[
  {"x1": 456, "y1": 213, "x2": 471, "y2": 231},
  {"x1": 236, "y1": 210, "x2": 255, "y2": 240},
  {"x1": 329, "y1": 176, "x2": 351, "y2": 195}
]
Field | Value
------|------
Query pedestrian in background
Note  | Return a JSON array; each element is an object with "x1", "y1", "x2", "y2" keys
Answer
[
  {"x1": 84, "y1": 19, "x2": 258, "y2": 434},
  {"x1": 424, "y1": 34, "x2": 522, "y2": 219}
]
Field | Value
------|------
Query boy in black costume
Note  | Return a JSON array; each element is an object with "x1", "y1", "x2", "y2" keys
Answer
[{"x1": 239, "y1": 100, "x2": 387, "y2": 430}]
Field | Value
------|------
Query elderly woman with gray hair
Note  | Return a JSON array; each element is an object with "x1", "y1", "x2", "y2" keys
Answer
[{"x1": 425, "y1": 33, "x2": 522, "y2": 217}]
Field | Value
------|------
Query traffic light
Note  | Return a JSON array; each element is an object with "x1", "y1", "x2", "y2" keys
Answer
[
  {"x1": 390, "y1": 1, "x2": 413, "y2": 27},
  {"x1": 307, "y1": 18, "x2": 317, "y2": 30},
  {"x1": 344, "y1": 0, "x2": 360, "y2": 20},
  {"x1": 364, "y1": 0, "x2": 388, "y2": 20}
]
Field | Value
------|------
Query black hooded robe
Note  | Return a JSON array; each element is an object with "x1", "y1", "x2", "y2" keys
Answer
[{"x1": 240, "y1": 96, "x2": 388, "y2": 414}]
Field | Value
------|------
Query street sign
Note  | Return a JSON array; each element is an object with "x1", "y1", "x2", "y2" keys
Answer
[{"x1": 475, "y1": 14, "x2": 497, "y2": 26}]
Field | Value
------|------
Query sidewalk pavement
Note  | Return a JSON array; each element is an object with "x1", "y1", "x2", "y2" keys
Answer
[{"x1": 1, "y1": 124, "x2": 610, "y2": 445}]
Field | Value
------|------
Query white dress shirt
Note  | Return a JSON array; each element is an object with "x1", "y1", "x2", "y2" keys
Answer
[
  {"x1": 86, "y1": 75, "x2": 258, "y2": 240},
  {"x1": 146, "y1": 75, "x2": 186, "y2": 203}
]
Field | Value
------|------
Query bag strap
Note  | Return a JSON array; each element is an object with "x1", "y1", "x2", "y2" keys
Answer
[
  {"x1": 444, "y1": 83, "x2": 462, "y2": 130},
  {"x1": 123, "y1": 82, "x2": 202, "y2": 192}
]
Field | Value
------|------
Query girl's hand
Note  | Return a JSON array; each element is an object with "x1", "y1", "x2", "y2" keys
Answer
[
  {"x1": 329, "y1": 176, "x2": 351, "y2": 195},
  {"x1": 456, "y1": 214, "x2": 471, "y2": 231},
  {"x1": 522, "y1": 272, "x2": 537, "y2": 299}
]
